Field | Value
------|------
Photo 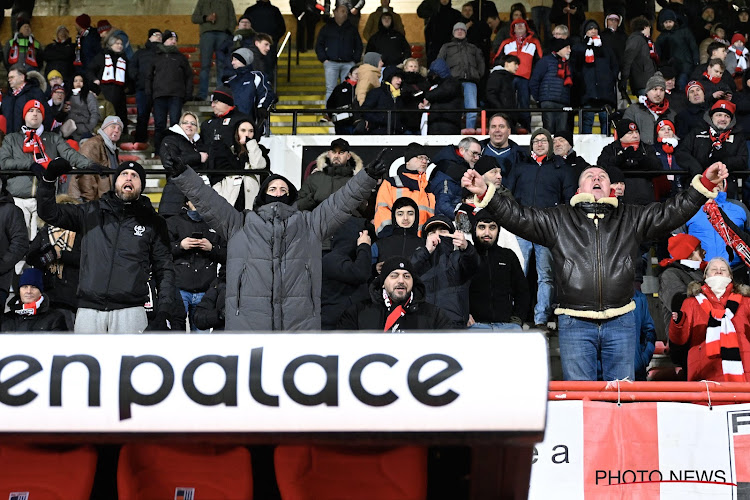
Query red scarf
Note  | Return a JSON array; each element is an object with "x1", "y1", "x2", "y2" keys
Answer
[
  {"x1": 708, "y1": 126, "x2": 732, "y2": 149},
  {"x1": 704, "y1": 200, "x2": 750, "y2": 267},
  {"x1": 7, "y1": 33, "x2": 38, "y2": 67},
  {"x1": 695, "y1": 283, "x2": 745, "y2": 382},
  {"x1": 659, "y1": 139, "x2": 674, "y2": 154},
  {"x1": 382, "y1": 289, "x2": 413, "y2": 332},
  {"x1": 216, "y1": 105, "x2": 236, "y2": 118},
  {"x1": 21, "y1": 126, "x2": 50, "y2": 167},
  {"x1": 531, "y1": 151, "x2": 546, "y2": 165},
  {"x1": 584, "y1": 35, "x2": 601, "y2": 63},
  {"x1": 620, "y1": 141, "x2": 639, "y2": 150},
  {"x1": 345, "y1": 77, "x2": 357, "y2": 86},
  {"x1": 643, "y1": 97, "x2": 670, "y2": 116},
  {"x1": 703, "y1": 71, "x2": 721, "y2": 84},
  {"x1": 14, "y1": 296, "x2": 43, "y2": 316},
  {"x1": 647, "y1": 36, "x2": 659, "y2": 63},
  {"x1": 555, "y1": 55, "x2": 573, "y2": 86}
]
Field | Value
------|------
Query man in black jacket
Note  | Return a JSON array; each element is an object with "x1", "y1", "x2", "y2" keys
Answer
[
  {"x1": 462, "y1": 161, "x2": 728, "y2": 381},
  {"x1": 316, "y1": 4, "x2": 363, "y2": 102},
  {"x1": 200, "y1": 87, "x2": 250, "y2": 151},
  {"x1": 468, "y1": 211, "x2": 529, "y2": 331},
  {"x1": 0, "y1": 175, "x2": 28, "y2": 325},
  {"x1": 36, "y1": 159, "x2": 176, "y2": 333},
  {"x1": 2, "y1": 268, "x2": 67, "y2": 332},
  {"x1": 128, "y1": 28, "x2": 161, "y2": 146},
  {"x1": 338, "y1": 255, "x2": 454, "y2": 331}
]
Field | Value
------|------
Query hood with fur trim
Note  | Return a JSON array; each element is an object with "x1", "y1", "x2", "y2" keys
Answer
[
  {"x1": 313, "y1": 150, "x2": 363, "y2": 175},
  {"x1": 27, "y1": 70, "x2": 46, "y2": 93},
  {"x1": 687, "y1": 280, "x2": 750, "y2": 297}
]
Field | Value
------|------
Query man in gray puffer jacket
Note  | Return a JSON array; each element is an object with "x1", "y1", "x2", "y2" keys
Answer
[{"x1": 166, "y1": 146, "x2": 387, "y2": 331}]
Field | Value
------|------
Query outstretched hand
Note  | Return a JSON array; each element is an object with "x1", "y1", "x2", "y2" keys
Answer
[
  {"x1": 365, "y1": 148, "x2": 390, "y2": 179},
  {"x1": 162, "y1": 143, "x2": 188, "y2": 177},
  {"x1": 461, "y1": 169, "x2": 487, "y2": 196},
  {"x1": 705, "y1": 162, "x2": 729, "y2": 185}
]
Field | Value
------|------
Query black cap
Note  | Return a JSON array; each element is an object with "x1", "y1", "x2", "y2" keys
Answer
[
  {"x1": 116, "y1": 161, "x2": 146, "y2": 186},
  {"x1": 474, "y1": 155, "x2": 500, "y2": 175},
  {"x1": 404, "y1": 142, "x2": 428, "y2": 163},
  {"x1": 555, "y1": 130, "x2": 574, "y2": 148},
  {"x1": 380, "y1": 256, "x2": 416, "y2": 277},
  {"x1": 148, "y1": 28, "x2": 161, "y2": 38},
  {"x1": 330, "y1": 138, "x2": 350, "y2": 152},
  {"x1": 211, "y1": 87, "x2": 234, "y2": 106}
]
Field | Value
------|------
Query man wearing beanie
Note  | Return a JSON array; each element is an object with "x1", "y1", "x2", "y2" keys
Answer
[
  {"x1": 74, "y1": 13, "x2": 101, "y2": 71},
  {"x1": 530, "y1": 37, "x2": 573, "y2": 134},
  {"x1": 675, "y1": 80, "x2": 708, "y2": 138},
  {"x1": 553, "y1": 130, "x2": 590, "y2": 175},
  {"x1": 147, "y1": 29, "x2": 193, "y2": 156},
  {"x1": 224, "y1": 46, "x2": 273, "y2": 133},
  {"x1": 201, "y1": 86, "x2": 250, "y2": 150},
  {"x1": 463, "y1": 154, "x2": 729, "y2": 381},
  {"x1": 622, "y1": 71, "x2": 677, "y2": 144},
  {"x1": 36, "y1": 158, "x2": 176, "y2": 333},
  {"x1": 437, "y1": 21, "x2": 485, "y2": 130},
  {"x1": 338, "y1": 255, "x2": 453, "y2": 331},
  {"x1": 1, "y1": 267, "x2": 68, "y2": 332},
  {"x1": 316, "y1": 4, "x2": 363, "y2": 102},
  {"x1": 505, "y1": 127, "x2": 574, "y2": 332},
  {"x1": 679, "y1": 99, "x2": 747, "y2": 201},
  {"x1": 130, "y1": 29, "x2": 162, "y2": 145},
  {"x1": 355, "y1": 51, "x2": 382, "y2": 105},
  {"x1": 0, "y1": 99, "x2": 95, "y2": 239}
]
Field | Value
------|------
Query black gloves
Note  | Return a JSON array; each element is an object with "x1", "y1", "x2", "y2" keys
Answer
[
  {"x1": 161, "y1": 143, "x2": 188, "y2": 177},
  {"x1": 365, "y1": 148, "x2": 390, "y2": 179},
  {"x1": 32, "y1": 157, "x2": 72, "y2": 182},
  {"x1": 38, "y1": 243, "x2": 58, "y2": 266}
]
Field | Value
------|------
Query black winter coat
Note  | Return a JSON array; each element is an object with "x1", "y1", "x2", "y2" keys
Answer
[
  {"x1": 315, "y1": 19, "x2": 363, "y2": 63},
  {"x1": 362, "y1": 84, "x2": 403, "y2": 134},
  {"x1": 44, "y1": 39, "x2": 75, "y2": 83},
  {"x1": 167, "y1": 211, "x2": 226, "y2": 292},
  {"x1": 399, "y1": 72, "x2": 428, "y2": 133},
  {"x1": 530, "y1": 53, "x2": 572, "y2": 105},
  {"x1": 1, "y1": 294, "x2": 68, "y2": 332},
  {"x1": 504, "y1": 154, "x2": 577, "y2": 208},
  {"x1": 27, "y1": 224, "x2": 82, "y2": 310},
  {"x1": 158, "y1": 128, "x2": 206, "y2": 217},
  {"x1": 147, "y1": 44, "x2": 193, "y2": 99},
  {"x1": 675, "y1": 102, "x2": 708, "y2": 138},
  {"x1": 597, "y1": 141, "x2": 662, "y2": 205},
  {"x1": 77, "y1": 29, "x2": 101, "y2": 72},
  {"x1": 424, "y1": 75, "x2": 463, "y2": 132},
  {"x1": 600, "y1": 26, "x2": 627, "y2": 71},
  {"x1": 469, "y1": 242, "x2": 529, "y2": 324},
  {"x1": 0, "y1": 191, "x2": 28, "y2": 294},
  {"x1": 365, "y1": 25, "x2": 411, "y2": 67},
  {"x1": 193, "y1": 276, "x2": 226, "y2": 331},
  {"x1": 486, "y1": 65, "x2": 517, "y2": 112},
  {"x1": 622, "y1": 32, "x2": 657, "y2": 92},
  {"x1": 243, "y1": 1, "x2": 286, "y2": 43},
  {"x1": 374, "y1": 197, "x2": 422, "y2": 263},
  {"x1": 2, "y1": 73, "x2": 45, "y2": 133},
  {"x1": 128, "y1": 41, "x2": 159, "y2": 92},
  {"x1": 571, "y1": 37, "x2": 618, "y2": 106},
  {"x1": 36, "y1": 181, "x2": 176, "y2": 311},
  {"x1": 423, "y1": 3, "x2": 463, "y2": 63}
]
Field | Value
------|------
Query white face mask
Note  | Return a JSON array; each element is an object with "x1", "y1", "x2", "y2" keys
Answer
[{"x1": 705, "y1": 275, "x2": 732, "y2": 297}]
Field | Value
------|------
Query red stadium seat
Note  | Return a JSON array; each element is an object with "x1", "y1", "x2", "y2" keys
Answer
[
  {"x1": 274, "y1": 445, "x2": 428, "y2": 500},
  {"x1": 118, "y1": 444, "x2": 253, "y2": 500},
  {"x1": 0, "y1": 445, "x2": 97, "y2": 500}
]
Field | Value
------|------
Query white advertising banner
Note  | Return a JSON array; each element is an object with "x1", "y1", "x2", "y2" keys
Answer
[{"x1": 0, "y1": 333, "x2": 548, "y2": 433}]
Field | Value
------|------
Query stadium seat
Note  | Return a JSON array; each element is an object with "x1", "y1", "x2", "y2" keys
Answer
[
  {"x1": 0, "y1": 444, "x2": 97, "y2": 500},
  {"x1": 117, "y1": 443, "x2": 253, "y2": 500},
  {"x1": 274, "y1": 445, "x2": 428, "y2": 500}
]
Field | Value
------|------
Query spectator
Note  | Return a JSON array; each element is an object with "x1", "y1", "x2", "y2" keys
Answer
[
  {"x1": 147, "y1": 30, "x2": 193, "y2": 156},
  {"x1": 43, "y1": 84, "x2": 69, "y2": 134},
  {"x1": 660, "y1": 65, "x2": 686, "y2": 114},
  {"x1": 530, "y1": 37, "x2": 572, "y2": 134},
  {"x1": 419, "y1": 0, "x2": 462, "y2": 65},
  {"x1": 365, "y1": 12, "x2": 410, "y2": 67},
  {"x1": 737, "y1": 4, "x2": 750, "y2": 40},
  {"x1": 374, "y1": 143, "x2": 436, "y2": 236},
  {"x1": 679, "y1": 100, "x2": 747, "y2": 200},
  {"x1": 128, "y1": 29, "x2": 161, "y2": 146},
  {"x1": 166, "y1": 145, "x2": 386, "y2": 331},
  {"x1": 468, "y1": 210, "x2": 529, "y2": 330},
  {"x1": 485, "y1": 54, "x2": 519, "y2": 124},
  {"x1": 338, "y1": 255, "x2": 454, "y2": 330},
  {"x1": 623, "y1": 72, "x2": 677, "y2": 145},
  {"x1": 363, "y1": 0, "x2": 405, "y2": 41},
  {"x1": 658, "y1": 233, "x2": 706, "y2": 333},
  {"x1": 45, "y1": 67, "x2": 64, "y2": 95},
  {"x1": 726, "y1": 34, "x2": 748, "y2": 84},
  {"x1": 3, "y1": 15, "x2": 42, "y2": 71},
  {"x1": 207, "y1": 119, "x2": 268, "y2": 211},
  {"x1": 504, "y1": 128, "x2": 576, "y2": 331},
  {"x1": 316, "y1": 4, "x2": 363, "y2": 102},
  {"x1": 242, "y1": 0, "x2": 286, "y2": 48},
  {"x1": 290, "y1": 0, "x2": 322, "y2": 53},
  {"x1": 654, "y1": 8, "x2": 698, "y2": 91},
  {"x1": 299, "y1": 138, "x2": 362, "y2": 212},
  {"x1": 622, "y1": 15, "x2": 657, "y2": 96},
  {"x1": 486, "y1": 12, "x2": 503, "y2": 56},
  {"x1": 67, "y1": 75, "x2": 99, "y2": 142},
  {"x1": 461, "y1": 161, "x2": 727, "y2": 381},
  {"x1": 399, "y1": 58, "x2": 428, "y2": 135},
  {"x1": 631, "y1": 289, "x2": 657, "y2": 380},
  {"x1": 550, "y1": 0, "x2": 585, "y2": 45},
  {"x1": 553, "y1": 130, "x2": 590, "y2": 176},
  {"x1": 27, "y1": 194, "x2": 81, "y2": 330},
  {"x1": 96, "y1": 20, "x2": 133, "y2": 58},
  {"x1": 321, "y1": 218, "x2": 372, "y2": 329},
  {"x1": 191, "y1": 0, "x2": 236, "y2": 100},
  {"x1": 3, "y1": 64, "x2": 45, "y2": 134},
  {"x1": 225, "y1": 48, "x2": 274, "y2": 134},
  {"x1": 201, "y1": 87, "x2": 250, "y2": 150},
  {"x1": 73, "y1": 14, "x2": 101, "y2": 73},
  {"x1": 87, "y1": 36, "x2": 131, "y2": 135},
  {"x1": 670, "y1": 257, "x2": 750, "y2": 382},
  {"x1": 652, "y1": 118, "x2": 685, "y2": 200},
  {"x1": 600, "y1": 12, "x2": 626, "y2": 72},
  {"x1": 327, "y1": 0, "x2": 367, "y2": 28},
  {"x1": 0, "y1": 100, "x2": 94, "y2": 239},
  {"x1": 192, "y1": 269, "x2": 226, "y2": 331},
  {"x1": 326, "y1": 64, "x2": 360, "y2": 134},
  {"x1": 424, "y1": 57, "x2": 463, "y2": 135},
  {"x1": 690, "y1": 41, "x2": 736, "y2": 93},
  {"x1": 531, "y1": 0, "x2": 553, "y2": 50},
  {"x1": 361, "y1": 66, "x2": 404, "y2": 134},
  {"x1": 0, "y1": 174, "x2": 28, "y2": 325},
  {"x1": 699, "y1": 58, "x2": 733, "y2": 106},
  {"x1": 503, "y1": 2, "x2": 538, "y2": 35},
  {"x1": 479, "y1": 113, "x2": 525, "y2": 176},
  {"x1": 372, "y1": 196, "x2": 422, "y2": 270},
  {"x1": 411, "y1": 214, "x2": 480, "y2": 328},
  {"x1": 167, "y1": 200, "x2": 226, "y2": 331},
  {"x1": 437, "y1": 21, "x2": 485, "y2": 130},
  {"x1": 432, "y1": 137, "x2": 482, "y2": 216},
  {"x1": 158, "y1": 111, "x2": 208, "y2": 217},
  {"x1": 571, "y1": 19, "x2": 618, "y2": 134},
  {"x1": 355, "y1": 51, "x2": 382, "y2": 106},
  {"x1": 698, "y1": 22, "x2": 729, "y2": 65},
  {"x1": 550, "y1": 23, "x2": 568, "y2": 41},
  {"x1": 217, "y1": 16, "x2": 256, "y2": 81},
  {"x1": 69, "y1": 115, "x2": 122, "y2": 202},
  {"x1": 690, "y1": 5, "x2": 717, "y2": 45},
  {"x1": 44, "y1": 25, "x2": 74, "y2": 84},
  {"x1": 1, "y1": 267, "x2": 67, "y2": 332},
  {"x1": 36, "y1": 159, "x2": 176, "y2": 333},
  {"x1": 494, "y1": 18, "x2": 543, "y2": 132},
  {"x1": 597, "y1": 119, "x2": 661, "y2": 206},
  {"x1": 675, "y1": 80, "x2": 708, "y2": 138},
  {"x1": 250, "y1": 33, "x2": 275, "y2": 84},
  {"x1": 460, "y1": 2, "x2": 492, "y2": 63}
]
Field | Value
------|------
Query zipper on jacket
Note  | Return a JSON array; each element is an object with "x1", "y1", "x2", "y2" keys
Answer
[
  {"x1": 595, "y1": 222, "x2": 603, "y2": 310},
  {"x1": 103, "y1": 215, "x2": 123, "y2": 311},
  {"x1": 236, "y1": 265, "x2": 246, "y2": 315},
  {"x1": 306, "y1": 263, "x2": 315, "y2": 316}
]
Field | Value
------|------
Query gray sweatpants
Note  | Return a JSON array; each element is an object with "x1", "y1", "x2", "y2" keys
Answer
[{"x1": 74, "y1": 307, "x2": 148, "y2": 334}]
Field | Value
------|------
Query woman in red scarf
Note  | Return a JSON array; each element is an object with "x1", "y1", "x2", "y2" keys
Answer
[{"x1": 670, "y1": 257, "x2": 750, "y2": 382}]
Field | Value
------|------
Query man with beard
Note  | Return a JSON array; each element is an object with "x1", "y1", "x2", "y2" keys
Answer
[
  {"x1": 298, "y1": 138, "x2": 363, "y2": 212},
  {"x1": 338, "y1": 256, "x2": 453, "y2": 331},
  {"x1": 468, "y1": 211, "x2": 529, "y2": 331},
  {"x1": 36, "y1": 159, "x2": 176, "y2": 333}
]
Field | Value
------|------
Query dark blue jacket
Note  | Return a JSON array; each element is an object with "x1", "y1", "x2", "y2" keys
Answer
[
  {"x1": 633, "y1": 290, "x2": 656, "y2": 381},
  {"x1": 315, "y1": 19, "x2": 362, "y2": 63},
  {"x1": 77, "y1": 29, "x2": 101, "y2": 73},
  {"x1": 243, "y1": 1, "x2": 286, "y2": 43},
  {"x1": 529, "y1": 53, "x2": 571, "y2": 105},
  {"x1": 571, "y1": 33, "x2": 618, "y2": 106},
  {"x1": 226, "y1": 64, "x2": 274, "y2": 122},
  {"x1": 362, "y1": 84, "x2": 403, "y2": 134},
  {"x1": 503, "y1": 154, "x2": 577, "y2": 208},
  {"x1": 3, "y1": 74, "x2": 46, "y2": 133},
  {"x1": 479, "y1": 138, "x2": 525, "y2": 177}
]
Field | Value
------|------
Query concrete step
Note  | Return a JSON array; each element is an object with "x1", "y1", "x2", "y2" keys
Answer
[
  {"x1": 275, "y1": 103, "x2": 324, "y2": 109},
  {"x1": 270, "y1": 114, "x2": 324, "y2": 123},
  {"x1": 270, "y1": 125, "x2": 333, "y2": 134}
]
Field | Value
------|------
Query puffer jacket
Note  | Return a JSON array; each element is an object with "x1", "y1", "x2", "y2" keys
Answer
[
  {"x1": 225, "y1": 64, "x2": 274, "y2": 122},
  {"x1": 2, "y1": 70, "x2": 46, "y2": 133},
  {"x1": 529, "y1": 53, "x2": 571, "y2": 105},
  {"x1": 494, "y1": 19, "x2": 543, "y2": 79},
  {"x1": 128, "y1": 40, "x2": 160, "y2": 92},
  {"x1": 477, "y1": 175, "x2": 718, "y2": 318},
  {"x1": 1, "y1": 294, "x2": 68, "y2": 332},
  {"x1": 298, "y1": 151, "x2": 364, "y2": 211},
  {"x1": 436, "y1": 37, "x2": 485, "y2": 83},
  {"x1": 171, "y1": 167, "x2": 378, "y2": 331},
  {"x1": 36, "y1": 181, "x2": 176, "y2": 311},
  {"x1": 684, "y1": 192, "x2": 748, "y2": 266},
  {"x1": 147, "y1": 43, "x2": 193, "y2": 100},
  {"x1": 362, "y1": 84, "x2": 403, "y2": 134},
  {"x1": 167, "y1": 210, "x2": 226, "y2": 292},
  {"x1": 0, "y1": 130, "x2": 93, "y2": 198},
  {"x1": 365, "y1": 21, "x2": 411, "y2": 67},
  {"x1": 0, "y1": 189, "x2": 28, "y2": 294},
  {"x1": 374, "y1": 164, "x2": 436, "y2": 236}
]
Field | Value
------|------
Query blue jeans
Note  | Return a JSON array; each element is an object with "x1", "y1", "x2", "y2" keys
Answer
[
  {"x1": 540, "y1": 101, "x2": 568, "y2": 135},
  {"x1": 581, "y1": 110, "x2": 609, "y2": 134},
  {"x1": 469, "y1": 322, "x2": 523, "y2": 331},
  {"x1": 153, "y1": 96, "x2": 183, "y2": 155},
  {"x1": 462, "y1": 81, "x2": 478, "y2": 129},
  {"x1": 513, "y1": 76, "x2": 530, "y2": 129},
  {"x1": 517, "y1": 237, "x2": 554, "y2": 325},
  {"x1": 558, "y1": 311, "x2": 636, "y2": 381},
  {"x1": 134, "y1": 89, "x2": 152, "y2": 143},
  {"x1": 180, "y1": 290, "x2": 207, "y2": 333},
  {"x1": 324, "y1": 60, "x2": 355, "y2": 102},
  {"x1": 198, "y1": 31, "x2": 231, "y2": 99}
]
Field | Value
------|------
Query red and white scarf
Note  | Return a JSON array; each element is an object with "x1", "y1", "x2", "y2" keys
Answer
[
  {"x1": 74, "y1": 29, "x2": 87, "y2": 67},
  {"x1": 696, "y1": 284, "x2": 745, "y2": 382},
  {"x1": 7, "y1": 33, "x2": 38, "y2": 67},
  {"x1": 555, "y1": 54, "x2": 573, "y2": 86},
  {"x1": 703, "y1": 71, "x2": 721, "y2": 84},
  {"x1": 101, "y1": 53, "x2": 127, "y2": 85},
  {"x1": 733, "y1": 47, "x2": 749, "y2": 75},
  {"x1": 531, "y1": 151, "x2": 546, "y2": 165},
  {"x1": 14, "y1": 295, "x2": 44, "y2": 316},
  {"x1": 647, "y1": 36, "x2": 659, "y2": 64},
  {"x1": 382, "y1": 288, "x2": 413, "y2": 332},
  {"x1": 708, "y1": 126, "x2": 732, "y2": 150},
  {"x1": 584, "y1": 35, "x2": 601, "y2": 63},
  {"x1": 21, "y1": 125, "x2": 49, "y2": 167},
  {"x1": 639, "y1": 94, "x2": 670, "y2": 118},
  {"x1": 704, "y1": 200, "x2": 750, "y2": 267}
]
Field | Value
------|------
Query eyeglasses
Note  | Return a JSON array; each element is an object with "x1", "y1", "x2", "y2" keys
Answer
[
  {"x1": 181, "y1": 121, "x2": 198, "y2": 127},
  {"x1": 468, "y1": 150, "x2": 481, "y2": 157},
  {"x1": 532, "y1": 138, "x2": 549, "y2": 144},
  {"x1": 416, "y1": 155, "x2": 430, "y2": 162}
]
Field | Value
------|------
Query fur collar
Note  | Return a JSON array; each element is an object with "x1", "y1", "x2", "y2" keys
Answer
[
  {"x1": 569, "y1": 192, "x2": 619, "y2": 207},
  {"x1": 314, "y1": 150, "x2": 363, "y2": 174}
]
